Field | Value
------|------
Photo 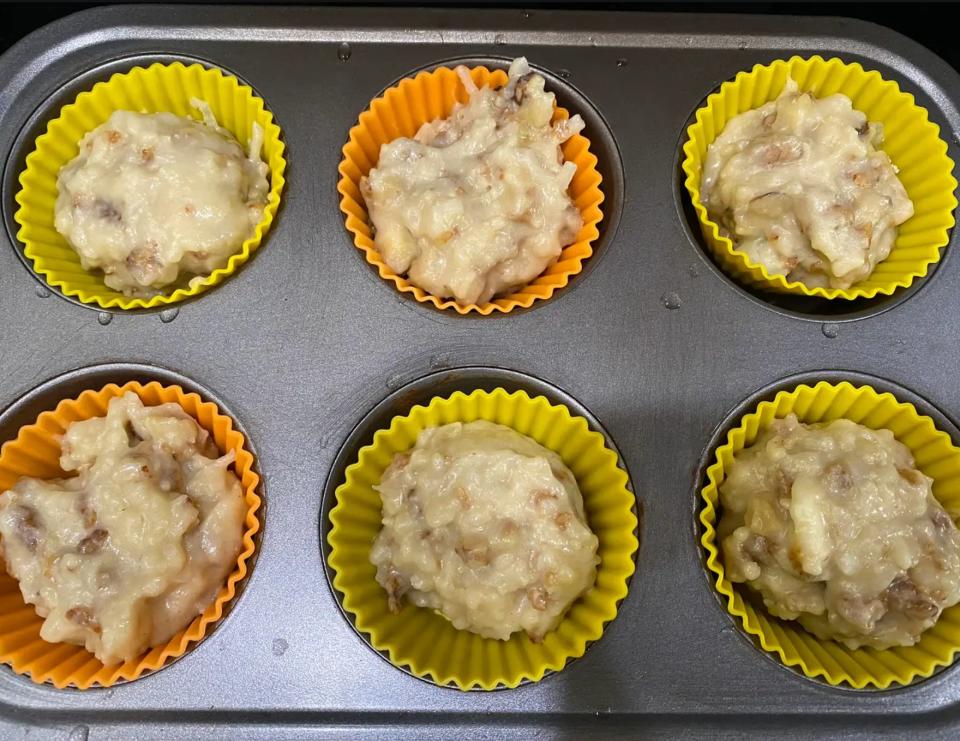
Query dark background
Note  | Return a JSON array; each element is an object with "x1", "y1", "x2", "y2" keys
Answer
[{"x1": 1, "y1": 2, "x2": 958, "y2": 71}]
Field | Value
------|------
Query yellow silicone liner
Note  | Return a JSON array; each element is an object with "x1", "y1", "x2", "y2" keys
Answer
[
  {"x1": 700, "y1": 380, "x2": 960, "y2": 689},
  {"x1": 327, "y1": 388, "x2": 638, "y2": 689},
  {"x1": 13, "y1": 61, "x2": 287, "y2": 310},
  {"x1": 0, "y1": 381, "x2": 261, "y2": 689},
  {"x1": 337, "y1": 64, "x2": 604, "y2": 315},
  {"x1": 682, "y1": 56, "x2": 957, "y2": 300}
]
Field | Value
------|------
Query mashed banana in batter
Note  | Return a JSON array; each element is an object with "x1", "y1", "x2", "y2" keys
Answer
[
  {"x1": 0, "y1": 393, "x2": 246, "y2": 665},
  {"x1": 719, "y1": 414, "x2": 960, "y2": 649},
  {"x1": 54, "y1": 101, "x2": 269, "y2": 295},
  {"x1": 370, "y1": 420, "x2": 599, "y2": 641},
  {"x1": 701, "y1": 80, "x2": 914, "y2": 289},
  {"x1": 361, "y1": 57, "x2": 584, "y2": 305}
]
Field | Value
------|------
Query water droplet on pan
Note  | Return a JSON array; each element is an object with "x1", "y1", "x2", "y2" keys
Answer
[
  {"x1": 521, "y1": 10, "x2": 531, "y2": 19},
  {"x1": 97, "y1": 312, "x2": 112, "y2": 326},
  {"x1": 337, "y1": 42, "x2": 352, "y2": 61},
  {"x1": 661, "y1": 292, "x2": 682, "y2": 310},
  {"x1": 558, "y1": 69, "x2": 571, "y2": 79},
  {"x1": 159, "y1": 308, "x2": 179, "y2": 323},
  {"x1": 493, "y1": 33, "x2": 506, "y2": 45},
  {"x1": 386, "y1": 374, "x2": 405, "y2": 391},
  {"x1": 821, "y1": 323, "x2": 839, "y2": 339},
  {"x1": 616, "y1": 58, "x2": 628, "y2": 68},
  {"x1": 272, "y1": 638, "x2": 288, "y2": 656},
  {"x1": 68, "y1": 727, "x2": 89, "y2": 741},
  {"x1": 35, "y1": 285, "x2": 50, "y2": 298}
]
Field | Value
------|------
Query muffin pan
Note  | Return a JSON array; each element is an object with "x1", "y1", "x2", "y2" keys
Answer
[{"x1": 1, "y1": 4, "x2": 960, "y2": 738}]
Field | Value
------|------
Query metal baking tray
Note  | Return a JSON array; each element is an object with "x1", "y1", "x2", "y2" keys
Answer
[{"x1": 1, "y1": 4, "x2": 959, "y2": 738}]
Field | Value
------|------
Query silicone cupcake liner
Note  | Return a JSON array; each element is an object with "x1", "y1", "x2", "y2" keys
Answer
[
  {"x1": 0, "y1": 381, "x2": 261, "y2": 689},
  {"x1": 13, "y1": 61, "x2": 287, "y2": 310},
  {"x1": 682, "y1": 55, "x2": 957, "y2": 300},
  {"x1": 337, "y1": 64, "x2": 604, "y2": 315},
  {"x1": 327, "y1": 388, "x2": 638, "y2": 689},
  {"x1": 700, "y1": 380, "x2": 960, "y2": 689}
]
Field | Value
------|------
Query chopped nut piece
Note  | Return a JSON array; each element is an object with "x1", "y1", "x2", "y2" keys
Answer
[
  {"x1": 743, "y1": 534, "x2": 770, "y2": 561},
  {"x1": 527, "y1": 586, "x2": 549, "y2": 611},
  {"x1": 825, "y1": 463, "x2": 853, "y2": 493},
  {"x1": 77, "y1": 528, "x2": 108, "y2": 555},
  {"x1": 533, "y1": 490, "x2": 558, "y2": 507},
  {"x1": 12, "y1": 506, "x2": 41, "y2": 552},
  {"x1": 66, "y1": 606, "x2": 101, "y2": 633},
  {"x1": 884, "y1": 576, "x2": 939, "y2": 620},
  {"x1": 95, "y1": 199, "x2": 122, "y2": 223}
]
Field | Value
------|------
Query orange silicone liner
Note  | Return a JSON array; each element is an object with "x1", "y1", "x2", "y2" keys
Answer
[
  {"x1": 337, "y1": 63, "x2": 604, "y2": 315},
  {"x1": 0, "y1": 381, "x2": 261, "y2": 689}
]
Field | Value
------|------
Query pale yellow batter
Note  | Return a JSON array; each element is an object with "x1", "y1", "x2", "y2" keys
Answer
[
  {"x1": 370, "y1": 421, "x2": 599, "y2": 641},
  {"x1": 362, "y1": 57, "x2": 584, "y2": 304},
  {"x1": 54, "y1": 101, "x2": 269, "y2": 295},
  {"x1": 0, "y1": 393, "x2": 246, "y2": 664},
  {"x1": 702, "y1": 80, "x2": 914, "y2": 289},
  {"x1": 719, "y1": 414, "x2": 960, "y2": 649}
]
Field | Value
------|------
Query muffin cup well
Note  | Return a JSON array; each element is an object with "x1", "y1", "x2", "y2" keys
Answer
[
  {"x1": 0, "y1": 381, "x2": 261, "y2": 689},
  {"x1": 326, "y1": 388, "x2": 637, "y2": 689},
  {"x1": 681, "y1": 55, "x2": 957, "y2": 300},
  {"x1": 700, "y1": 380, "x2": 960, "y2": 689},
  {"x1": 337, "y1": 63, "x2": 604, "y2": 315},
  {"x1": 13, "y1": 61, "x2": 286, "y2": 310}
]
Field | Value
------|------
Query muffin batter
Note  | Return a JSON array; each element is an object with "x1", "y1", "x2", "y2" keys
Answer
[
  {"x1": 370, "y1": 420, "x2": 599, "y2": 641},
  {"x1": 701, "y1": 79, "x2": 914, "y2": 289},
  {"x1": 361, "y1": 57, "x2": 584, "y2": 304},
  {"x1": 719, "y1": 414, "x2": 960, "y2": 649},
  {"x1": 0, "y1": 392, "x2": 246, "y2": 665},
  {"x1": 54, "y1": 101, "x2": 269, "y2": 295}
]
